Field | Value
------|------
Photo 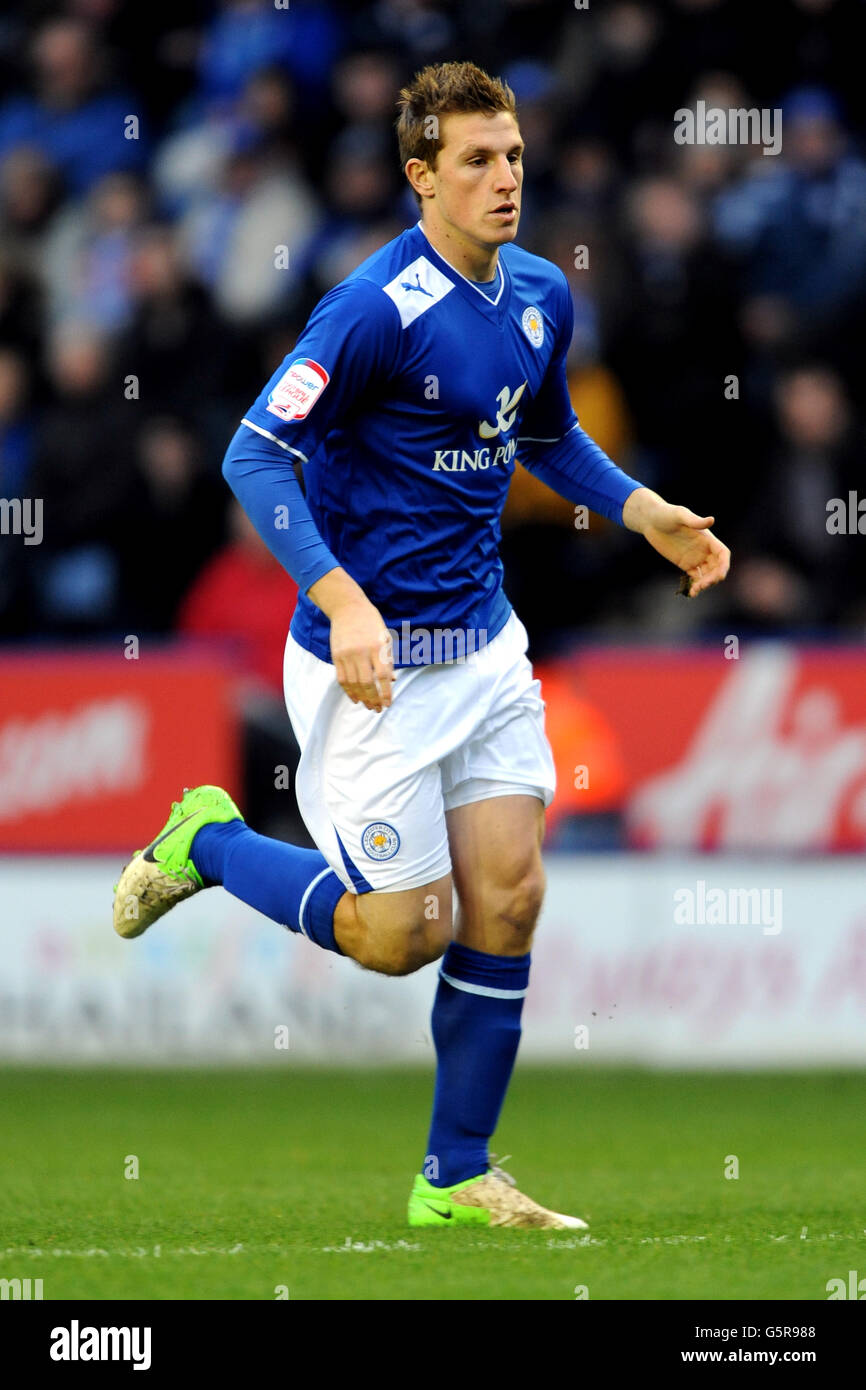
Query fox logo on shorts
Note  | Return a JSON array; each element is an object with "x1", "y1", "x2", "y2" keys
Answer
[{"x1": 362, "y1": 822, "x2": 400, "y2": 860}]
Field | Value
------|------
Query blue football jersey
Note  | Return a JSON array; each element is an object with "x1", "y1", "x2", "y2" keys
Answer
[{"x1": 239, "y1": 221, "x2": 637, "y2": 664}]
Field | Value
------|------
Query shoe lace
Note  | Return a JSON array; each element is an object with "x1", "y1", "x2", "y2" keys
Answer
[
  {"x1": 488, "y1": 1153, "x2": 516, "y2": 1187},
  {"x1": 113, "y1": 795, "x2": 192, "y2": 892}
]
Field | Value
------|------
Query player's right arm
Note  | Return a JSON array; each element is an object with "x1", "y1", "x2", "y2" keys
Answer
[
  {"x1": 307, "y1": 568, "x2": 395, "y2": 712},
  {"x1": 222, "y1": 278, "x2": 400, "y2": 711}
]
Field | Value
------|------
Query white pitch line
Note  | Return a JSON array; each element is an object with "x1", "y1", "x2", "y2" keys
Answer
[
  {"x1": 0, "y1": 1244, "x2": 246, "y2": 1258},
  {"x1": 3, "y1": 1231, "x2": 865, "y2": 1260},
  {"x1": 320, "y1": 1239, "x2": 422, "y2": 1253}
]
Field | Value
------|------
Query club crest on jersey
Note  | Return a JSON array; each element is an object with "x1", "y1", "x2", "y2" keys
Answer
[
  {"x1": 266, "y1": 358, "x2": 329, "y2": 422},
  {"x1": 522, "y1": 306, "x2": 544, "y2": 347},
  {"x1": 361, "y1": 822, "x2": 401, "y2": 861}
]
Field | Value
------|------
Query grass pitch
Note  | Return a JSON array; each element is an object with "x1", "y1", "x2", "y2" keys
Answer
[{"x1": 1, "y1": 1066, "x2": 863, "y2": 1300}]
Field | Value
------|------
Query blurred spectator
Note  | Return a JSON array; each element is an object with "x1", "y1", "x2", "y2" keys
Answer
[
  {"x1": 0, "y1": 247, "x2": 43, "y2": 360},
  {"x1": 41, "y1": 170, "x2": 149, "y2": 330},
  {"x1": 296, "y1": 126, "x2": 401, "y2": 297},
  {"x1": 177, "y1": 132, "x2": 317, "y2": 324},
  {"x1": 751, "y1": 0, "x2": 866, "y2": 130},
  {"x1": 29, "y1": 323, "x2": 132, "y2": 632},
  {"x1": 0, "y1": 145, "x2": 64, "y2": 276},
  {"x1": 154, "y1": 66, "x2": 300, "y2": 219},
  {"x1": 552, "y1": 135, "x2": 622, "y2": 222},
  {"x1": 331, "y1": 49, "x2": 401, "y2": 137},
  {"x1": 676, "y1": 72, "x2": 759, "y2": 197},
  {"x1": 0, "y1": 17, "x2": 149, "y2": 197},
  {"x1": 658, "y1": 0, "x2": 753, "y2": 106},
  {"x1": 0, "y1": 347, "x2": 34, "y2": 498},
  {"x1": 564, "y1": 1, "x2": 669, "y2": 166},
  {"x1": 608, "y1": 175, "x2": 743, "y2": 506},
  {"x1": 722, "y1": 364, "x2": 866, "y2": 630},
  {"x1": 0, "y1": 3, "x2": 863, "y2": 652},
  {"x1": 348, "y1": 0, "x2": 457, "y2": 62},
  {"x1": 114, "y1": 223, "x2": 246, "y2": 445},
  {"x1": 0, "y1": 346, "x2": 35, "y2": 634},
  {"x1": 196, "y1": 0, "x2": 343, "y2": 115},
  {"x1": 118, "y1": 415, "x2": 228, "y2": 632},
  {"x1": 714, "y1": 87, "x2": 866, "y2": 340},
  {"x1": 177, "y1": 498, "x2": 298, "y2": 696}
]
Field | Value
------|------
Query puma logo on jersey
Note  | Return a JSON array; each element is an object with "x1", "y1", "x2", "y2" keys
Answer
[
  {"x1": 383, "y1": 256, "x2": 454, "y2": 328},
  {"x1": 478, "y1": 381, "x2": 527, "y2": 438},
  {"x1": 400, "y1": 272, "x2": 434, "y2": 297}
]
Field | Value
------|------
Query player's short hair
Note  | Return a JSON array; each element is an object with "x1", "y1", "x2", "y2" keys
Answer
[{"x1": 396, "y1": 61, "x2": 518, "y2": 204}]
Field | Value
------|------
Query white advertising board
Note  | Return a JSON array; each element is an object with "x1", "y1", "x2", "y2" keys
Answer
[{"x1": 0, "y1": 855, "x2": 863, "y2": 1065}]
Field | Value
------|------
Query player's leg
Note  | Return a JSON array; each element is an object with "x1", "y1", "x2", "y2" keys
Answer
[
  {"x1": 409, "y1": 789, "x2": 585, "y2": 1229},
  {"x1": 191, "y1": 811, "x2": 453, "y2": 971},
  {"x1": 447, "y1": 790, "x2": 545, "y2": 955},
  {"x1": 408, "y1": 612, "x2": 587, "y2": 1228},
  {"x1": 331, "y1": 872, "x2": 452, "y2": 975},
  {"x1": 112, "y1": 785, "x2": 452, "y2": 971},
  {"x1": 434, "y1": 790, "x2": 544, "y2": 1154},
  {"x1": 113, "y1": 632, "x2": 457, "y2": 971},
  {"x1": 428, "y1": 792, "x2": 544, "y2": 1178},
  {"x1": 195, "y1": 626, "x2": 459, "y2": 971}
]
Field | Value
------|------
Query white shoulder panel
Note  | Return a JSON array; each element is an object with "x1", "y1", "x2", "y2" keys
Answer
[{"x1": 381, "y1": 256, "x2": 455, "y2": 329}]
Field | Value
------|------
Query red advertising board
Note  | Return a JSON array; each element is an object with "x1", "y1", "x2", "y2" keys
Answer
[
  {"x1": 4, "y1": 641, "x2": 865, "y2": 855},
  {"x1": 0, "y1": 648, "x2": 240, "y2": 851},
  {"x1": 540, "y1": 644, "x2": 866, "y2": 851}
]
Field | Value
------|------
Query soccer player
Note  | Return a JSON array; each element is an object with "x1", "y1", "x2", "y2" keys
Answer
[{"x1": 113, "y1": 63, "x2": 730, "y2": 1229}]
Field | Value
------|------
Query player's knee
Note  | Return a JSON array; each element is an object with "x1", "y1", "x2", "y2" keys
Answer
[
  {"x1": 351, "y1": 879, "x2": 452, "y2": 976},
  {"x1": 369, "y1": 921, "x2": 450, "y2": 976},
  {"x1": 496, "y1": 862, "x2": 546, "y2": 945}
]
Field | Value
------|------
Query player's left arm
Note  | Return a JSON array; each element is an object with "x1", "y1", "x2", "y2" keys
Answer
[{"x1": 517, "y1": 273, "x2": 730, "y2": 598}]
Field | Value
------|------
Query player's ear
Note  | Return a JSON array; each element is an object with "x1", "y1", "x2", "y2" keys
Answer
[{"x1": 405, "y1": 157, "x2": 435, "y2": 201}]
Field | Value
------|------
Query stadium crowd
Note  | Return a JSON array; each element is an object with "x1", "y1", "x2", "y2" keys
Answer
[{"x1": 2, "y1": 0, "x2": 865, "y2": 683}]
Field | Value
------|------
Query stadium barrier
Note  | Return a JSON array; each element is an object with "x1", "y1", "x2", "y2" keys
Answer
[
  {"x1": 0, "y1": 648, "x2": 240, "y2": 851},
  {"x1": 2, "y1": 640, "x2": 865, "y2": 851},
  {"x1": 1, "y1": 854, "x2": 863, "y2": 1066}
]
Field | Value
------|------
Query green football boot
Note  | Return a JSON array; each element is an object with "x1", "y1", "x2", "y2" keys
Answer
[
  {"x1": 408, "y1": 1162, "x2": 589, "y2": 1230},
  {"x1": 112, "y1": 785, "x2": 243, "y2": 939}
]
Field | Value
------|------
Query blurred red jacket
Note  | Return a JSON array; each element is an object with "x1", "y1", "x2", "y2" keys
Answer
[{"x1": 177, "y1": 541, "x2": 299, "y2": 696}]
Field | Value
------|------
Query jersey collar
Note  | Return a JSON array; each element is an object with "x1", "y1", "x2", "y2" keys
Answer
[{"x1": 414, "y1": 220, "x2": 511, "y2": 322}]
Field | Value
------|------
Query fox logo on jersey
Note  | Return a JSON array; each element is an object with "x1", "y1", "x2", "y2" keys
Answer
[
  {"x1": 267, "y1": 358, "x2": 329, "y2": 422},
  {"x1": 479, "y1": 381, "x2": 527, "y2": 438}
]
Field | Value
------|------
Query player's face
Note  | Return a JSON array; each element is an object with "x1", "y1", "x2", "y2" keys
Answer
[{"x1": 428, "y1": 111, "x2": 524, "y2": 249}]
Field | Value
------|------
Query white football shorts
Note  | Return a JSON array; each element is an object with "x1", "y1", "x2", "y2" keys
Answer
[{"x1": 282, "y1": 610, "x2": 556, "y2": 894}]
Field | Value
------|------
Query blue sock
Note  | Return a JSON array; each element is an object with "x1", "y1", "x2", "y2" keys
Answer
[
  {"x1": 424, "y1": 941, "x2": 530, "y2": 1188},
  {"x1": 190, "y1": 821, "x2": 345, "y2": 954}
]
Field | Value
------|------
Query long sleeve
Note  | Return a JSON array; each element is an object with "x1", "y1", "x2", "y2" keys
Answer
[
  {"x1": 221, "y1": 423, "x2": 339, "y2": 594},
  {"x1": 223, "y1": 274, "x2": 400, "y2": 591}
]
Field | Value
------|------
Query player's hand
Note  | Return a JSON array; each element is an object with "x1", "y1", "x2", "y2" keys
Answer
[
  {"x1": 623, "y1": 489, "x2": 731, "y2": 597},
  {"x1": 329, "y1": 596, "x2": 394, "y2": 712}
]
